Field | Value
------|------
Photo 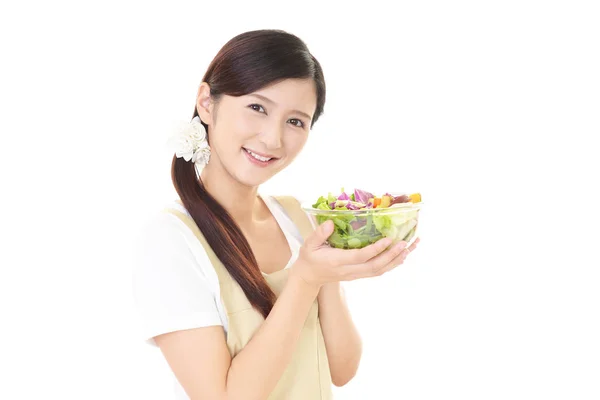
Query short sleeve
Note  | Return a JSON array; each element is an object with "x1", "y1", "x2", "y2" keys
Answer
[{"x1": 132, "y1": 211, "x2": 223, "y2": 347}]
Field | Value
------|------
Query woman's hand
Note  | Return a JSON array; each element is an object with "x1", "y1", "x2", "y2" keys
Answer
[{"x1": 290, "y1": 220, "x2": 420, "y2": 289}]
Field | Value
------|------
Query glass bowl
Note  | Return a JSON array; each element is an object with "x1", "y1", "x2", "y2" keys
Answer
[{"x1": 301, "y1": 193, "x2": 423, "y2": 249}]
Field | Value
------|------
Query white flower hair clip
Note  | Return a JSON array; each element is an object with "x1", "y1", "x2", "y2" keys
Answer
[{"x1": 167, "y1": 116, "x2": 211, "y2": 170}]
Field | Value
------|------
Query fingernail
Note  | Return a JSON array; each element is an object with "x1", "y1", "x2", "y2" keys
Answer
[{"x1": 396, "y1": 241, "x2": 407, "y2": 250}]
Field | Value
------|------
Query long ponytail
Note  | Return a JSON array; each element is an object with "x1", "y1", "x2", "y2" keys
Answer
[{"x1": 171, "y1": 156, "x2": 277, "y2": 318}]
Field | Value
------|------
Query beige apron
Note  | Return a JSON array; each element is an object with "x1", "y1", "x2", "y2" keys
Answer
[{"x1": 163, "y1": 196, "x2": 333, "y2": 399}]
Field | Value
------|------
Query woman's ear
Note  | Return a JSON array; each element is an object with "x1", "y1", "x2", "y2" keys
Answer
[{"x1": 196, "y1": 82, "x2": 213, "y2": 125}]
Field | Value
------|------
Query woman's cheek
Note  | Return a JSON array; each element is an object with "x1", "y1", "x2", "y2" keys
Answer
[{"x1": 286, "y1": 134, "x2": 308, "y2": 158}]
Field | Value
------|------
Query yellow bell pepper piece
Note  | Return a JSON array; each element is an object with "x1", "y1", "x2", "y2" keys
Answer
[{"x1": 409, "y1": 193, "x2": 421, "y2": 203}]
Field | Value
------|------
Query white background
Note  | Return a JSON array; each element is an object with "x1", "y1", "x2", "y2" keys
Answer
[{"x1": 1, "y1": 1, "x2": 599, "y2": 399}]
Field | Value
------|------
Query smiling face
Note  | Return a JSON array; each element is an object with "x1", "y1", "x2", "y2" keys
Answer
[{"x1": 196, "y1": 78, "x2": 317, "y2": 187}]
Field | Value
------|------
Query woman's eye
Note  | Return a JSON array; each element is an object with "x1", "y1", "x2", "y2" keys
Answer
[
  {"x1": 289, "y1": 119, "x2": 304, "y2": 128},
  {"x1": 249, "y1": 104, "x2": 266, "y2": 113}
]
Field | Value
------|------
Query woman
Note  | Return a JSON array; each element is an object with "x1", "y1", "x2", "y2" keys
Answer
[{"x1": 133, "y1": 29, "x2": 419, "y2": 400}]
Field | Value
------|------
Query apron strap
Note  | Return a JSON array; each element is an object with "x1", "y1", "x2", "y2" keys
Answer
[{"x1": 272, "y1": 195, "x2": 315, "y2": 241}]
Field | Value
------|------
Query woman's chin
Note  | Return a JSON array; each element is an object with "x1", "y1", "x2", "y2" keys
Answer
[
  {"x1": 234, "y1": 157, "x2": 285, "y2": 186},
  {"x1": 234, "y1": 172, "x2": 273, "y2": 187}
]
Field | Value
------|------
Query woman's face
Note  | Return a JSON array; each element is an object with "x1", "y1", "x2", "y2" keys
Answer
[{"x1": 197, "y1": 78, "x2": 317, "y2": 187}]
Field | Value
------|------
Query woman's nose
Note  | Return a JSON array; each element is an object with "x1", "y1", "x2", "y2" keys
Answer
[{"x1": 260, "y1": 123, "x2": 283, "y2": 149}]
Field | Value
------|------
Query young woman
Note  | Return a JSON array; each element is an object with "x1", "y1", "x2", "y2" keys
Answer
[{"x1": 133, "y1": 29, "x2": 419, "y2": 400}]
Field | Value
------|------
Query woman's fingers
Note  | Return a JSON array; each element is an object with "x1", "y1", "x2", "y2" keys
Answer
[
  {"x1": 394, "y1": 237, "x2": 419, "y2": 265},
  {"x1": 333, "y1": 237, "x2": 393, "y2": 265},
  {"x1": 376, "y1": 239, "x2": 418, "y2": 275},
  {"x1": 343, "y1": 241, "x2": 407, "y2": 278},
  {"x1": 407, "y1": 237, "x2": 420, "y2": 252},
  {"x1": 342, "y1": 237, "x2": 421, "y2": 280}
]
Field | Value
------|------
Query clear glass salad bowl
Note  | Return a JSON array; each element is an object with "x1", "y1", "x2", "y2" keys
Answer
[{"x1": 301, "y1": 189, "x2": 423, "y2": 250}]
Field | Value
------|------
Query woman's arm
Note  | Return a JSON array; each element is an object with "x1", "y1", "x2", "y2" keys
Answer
[
  {"x1": 154, "y1": 273, "x2": 320, "y2": 400},
  {"x1": 316, "y1": 237, "x2": 420, "y2": 387},
  {"x1": 317, "y1": 282, "x2": 363, "y2": 387}
]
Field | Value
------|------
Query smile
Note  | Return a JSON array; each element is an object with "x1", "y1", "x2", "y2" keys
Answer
[
  {"x1": 242, "y1": 148, "x2": 279, "y2": 167},
  {"x1": 244, "y1": 148, "x2": 273, "y2": 162}
]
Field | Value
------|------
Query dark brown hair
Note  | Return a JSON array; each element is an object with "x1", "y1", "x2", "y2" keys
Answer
[{"x1": 171, "y1": 29, "x2": 326, "y2": 319}]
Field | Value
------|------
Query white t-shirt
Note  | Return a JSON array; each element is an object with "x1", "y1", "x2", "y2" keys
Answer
[{"x1": 132, "y1": 193, "x2": 304, "y2": 348}]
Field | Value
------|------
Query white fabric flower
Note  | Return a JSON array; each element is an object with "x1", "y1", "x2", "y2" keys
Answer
[
  {"x1": 167, "y1": 116, "x2": 211, "y2": 168},
  {"x1": 192, "y1": 140, "x2": 211, "y2": 166}
]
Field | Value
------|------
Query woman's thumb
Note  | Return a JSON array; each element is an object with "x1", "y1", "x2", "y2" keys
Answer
[{"x1": 307, "y1": 220, "x2": 334, "y2": 247}]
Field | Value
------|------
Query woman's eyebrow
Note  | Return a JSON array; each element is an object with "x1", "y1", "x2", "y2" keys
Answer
[{"x1": 250, "y1": 94, "x2": 313, "y2": 121}]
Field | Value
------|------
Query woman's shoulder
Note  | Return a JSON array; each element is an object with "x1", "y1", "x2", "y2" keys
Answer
[
  {"x1": 262, "y1": 194, "x2": 299, "y2": 219},
  {"x1": 132, "y1": 202, "x2": 224, "y2": 347},
  {"x1": 134, "y1": 199, "x2": 220, "y2": 287},
  {"x1": 261, "y1": 193, "x2": 312, "y2": 241},
  {"x1": 266, "y1": 193, "x2": 301, "y2": 204},
  {"x1": 134, "y1": 198, "x2": 213, "y2": 268},
  {"x1": 137, "y1": 200, "x2": 191, "y2": 239},
  {"x1": 263, "y1": 193, "x2": 304, "y2": 213}
]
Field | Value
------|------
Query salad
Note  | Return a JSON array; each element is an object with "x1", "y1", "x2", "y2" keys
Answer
[{"x1": 309, "y1": 188, "x2": 422, "y2": 249}]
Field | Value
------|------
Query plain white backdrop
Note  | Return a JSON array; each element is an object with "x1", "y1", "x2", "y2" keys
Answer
[{"x1": 1, "y1": 0, "x2": 599, "y2": 399}]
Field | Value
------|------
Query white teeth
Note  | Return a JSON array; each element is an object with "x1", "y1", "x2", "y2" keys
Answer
[{"x1": 245, "y1": 148, "x2": 272, "y2": 162}]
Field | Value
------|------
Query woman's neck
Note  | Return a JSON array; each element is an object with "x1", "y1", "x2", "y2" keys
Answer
[{"x1": 199, "y1": 158, "x2": 267, "y2": 226}]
